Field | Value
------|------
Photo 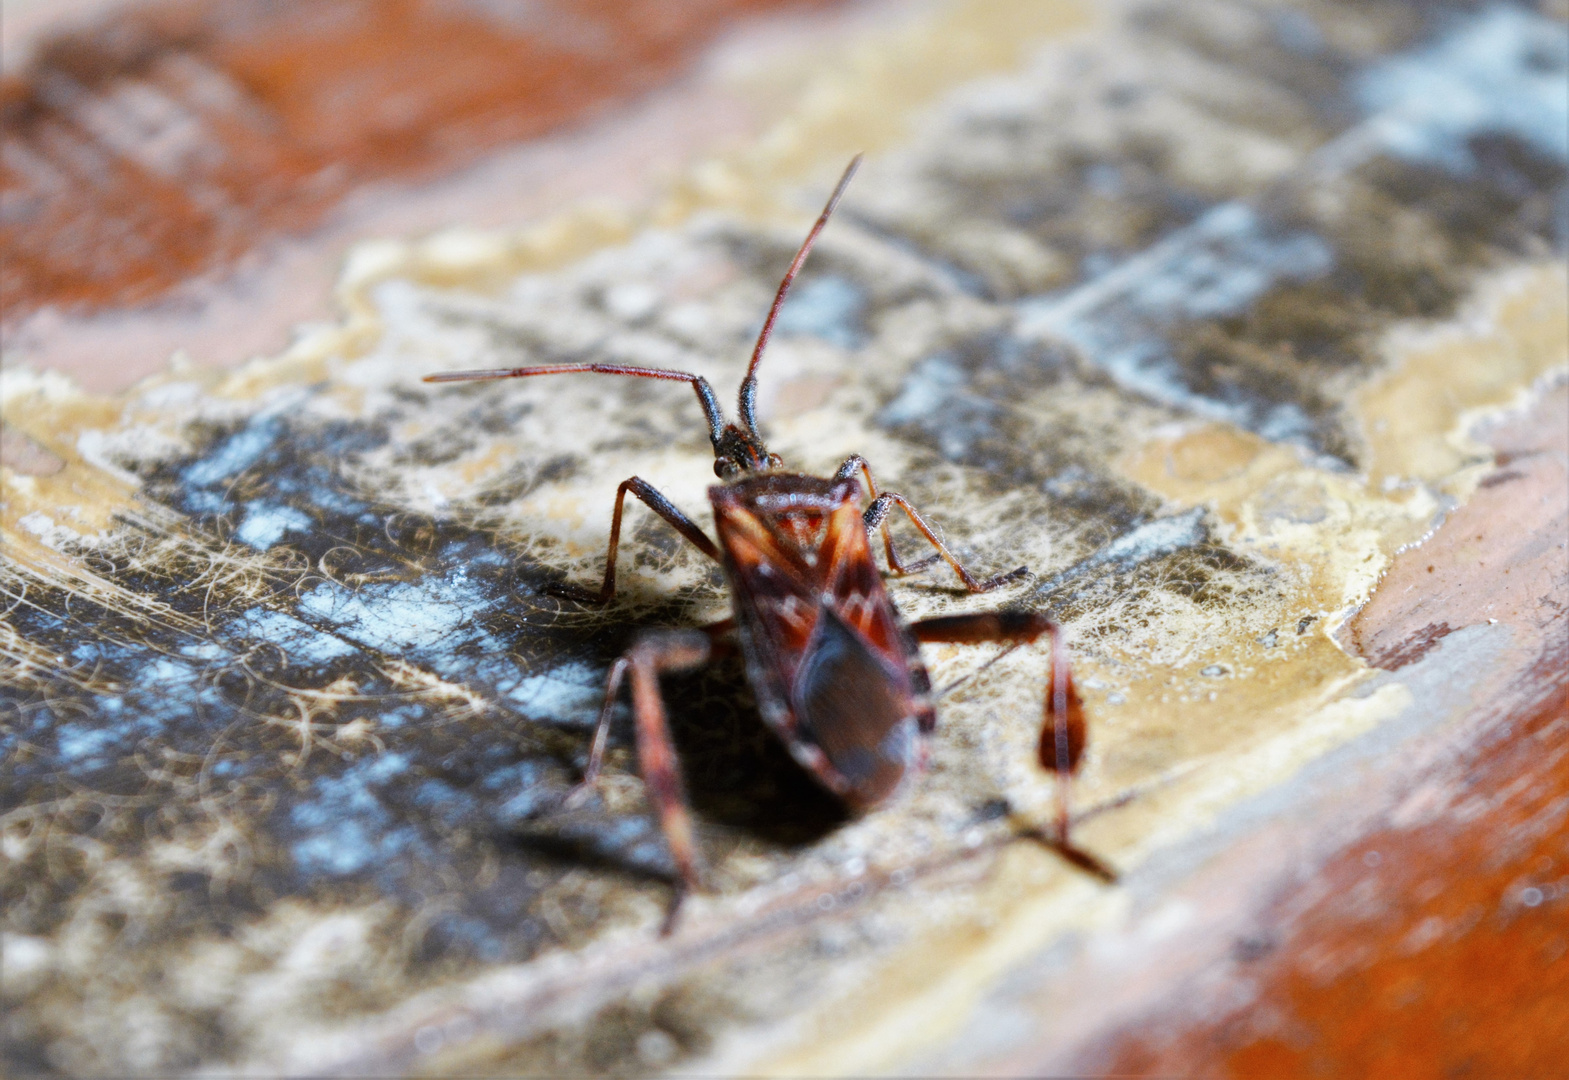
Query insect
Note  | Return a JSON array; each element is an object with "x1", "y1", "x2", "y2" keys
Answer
[{"x1": 426, "y1": 156, "x2": 1105, "y2": 926}]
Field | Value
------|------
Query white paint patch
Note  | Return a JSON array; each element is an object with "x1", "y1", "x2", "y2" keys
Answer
[
  {"x1": 235, "y1": 501, "x2": 314, "y2": 550},
  {"x1": 1357, "y1": 5, "x2": 1569, "y2": 171},
  {"x1": 227, "y1": 608, "x2": 359, "y2": 664},
  {"x1": 295, "y1": 573, "x2": 491, "y2": 656},
  {"x1": 1094, "y1": 508, "x2": 1210, "y2": 567},
  {"x1": 503, "y1": 660, "x2": 605, "y2": 725},
  {"x1": 1033, "y1": 507, "x2": 1207, "y2": 596},
  {"x1": 1015, "y1": 204, "x2": 1333, "y2": 443},
  {"x1": 17, "y1": 511, "x2": 82, "y2": 548},
  {"x1": 182, "y1": 419, "x2": 279, "y2": 487}
]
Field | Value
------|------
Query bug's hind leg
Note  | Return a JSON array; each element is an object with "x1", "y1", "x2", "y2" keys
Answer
[
  {"x1": 909, "y1": 611, "x2": 1116, "y2": 883},
  {"x1": 550, "y1": 477, "x2": 720, "y2": 604},
  {"x1": 582, "y1": 627, "x2": 718, "y2": 932}
]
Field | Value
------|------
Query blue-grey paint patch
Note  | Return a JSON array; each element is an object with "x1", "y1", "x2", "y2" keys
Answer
[
  {"x1": 486, "y1": 761, "x2": 563, "y2": 824},
  {"x1": 292, "y1": 820, "x2": 418, "y2": 877},
  {"x1": 55, "y1": 723, "x2": 123, "y2": 763},
  {"x1": 880, "y1": 354, "x2": 969, "y2": 426},
  {"x1": 296, "y1": 574, "x2": 494, "y2": 657},
  {"x1": 225, "y1": 608, "x2": 359, "y2": 664},
  {"x1": 235, "y1": 501, "x2": 314, "y2": 550},
  {"x1": 1356, "y1": 6, "x2": 1569, "y2": 172},
  {"x1": 1015, "y1": 204, "x2": 1334, "y2": 447},
  {"x1": 181, "y1": 418, "x2": 280, "y2": 488},
  {"x1": 26, "y1": 647, "x2": 227, "y2": 775},
  {"x1": 775, "y1": 275, "x2": 867, "y2": 349},
  {"x1": 878, "y1": 353, "x2": 999, "y2": 459},
  {"x1": 184, "y1": 489, "x2": 229, "y2": 514},
  {"x1": 1033, "y1": 507, "x2": 1209, "y2": 598},
  {"x1": 413, "y1": 777, "x2": 480, "y2": 827},
  {"x1": 1272, "y1": 9, "x2": 1326, "y2": 57},
  {"x1": 289, "y1": 752, "x2": 417, "y2": 877}
]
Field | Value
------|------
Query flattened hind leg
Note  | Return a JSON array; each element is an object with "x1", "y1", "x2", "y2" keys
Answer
[{"x1": 909, "y1": 610, "x2": 1115, "y2": 883}]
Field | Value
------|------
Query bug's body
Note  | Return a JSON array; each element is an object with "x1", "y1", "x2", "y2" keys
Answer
[
  {"x1": 714, "y1": 473, "x2": 932, "y2": 809},
  {"x1": 425, "y1": 155, "x2": 1106, "y2": 929}
]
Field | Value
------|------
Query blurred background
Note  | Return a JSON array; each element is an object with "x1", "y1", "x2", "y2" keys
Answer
[{"x1": 2, "y1": 2, "x2": 1566, "y2": 1077}]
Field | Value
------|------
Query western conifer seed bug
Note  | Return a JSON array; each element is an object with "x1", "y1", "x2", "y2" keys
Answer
[{"x1": 426, "y1": 156, "x2": 1110, "y2": 929}]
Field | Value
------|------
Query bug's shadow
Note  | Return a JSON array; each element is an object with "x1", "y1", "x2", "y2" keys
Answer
[
  {"x1": 660, "y1": 655, "x2": 849, "y2": 845},
  {"x1": 504, "y1": 642, "x2": 847, "y2": 882}
]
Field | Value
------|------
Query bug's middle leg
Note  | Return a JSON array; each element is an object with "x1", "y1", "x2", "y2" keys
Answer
[{"x1": 552, "y1": 477, "x2": 720, "y2": 603}]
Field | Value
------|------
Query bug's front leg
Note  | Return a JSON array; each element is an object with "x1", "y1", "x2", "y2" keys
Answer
[
  {"x1": 909, "y1": 611, "x2": 1113, "y2": 882},
  {"x1": 834, "y1": 455, "x2": 931, "y2": 575},
  {"x1": 861, "y1": 488, "x2": 1029, "y2": 592},
  {"x1": 579, "y1": 627, "x2": 718, "y2": 932},
  {"x1": 552, "y1": 477, "x2": 720, "y2": 603}
]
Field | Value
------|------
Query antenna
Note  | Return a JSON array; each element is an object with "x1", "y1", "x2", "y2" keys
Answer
[
  {"x1": 736, "y1": 154, "x2": 863, "y2": 433},
  {"x1": 423, "y1": 363, "x2": 727, "y2": 447}
]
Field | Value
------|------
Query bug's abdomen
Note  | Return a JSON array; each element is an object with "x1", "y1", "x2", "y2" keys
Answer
[{"x1": 791, "y1": 604, "x2": 921, "y2": 808}]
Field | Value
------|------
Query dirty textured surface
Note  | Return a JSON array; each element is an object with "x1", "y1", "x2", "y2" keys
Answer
[{"x1": 2, "y1": 1, "x2": 1566, "y2": 1076}]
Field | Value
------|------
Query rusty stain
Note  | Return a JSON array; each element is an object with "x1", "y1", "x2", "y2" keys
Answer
[{"x1": 1367, "y1": 620, "x2": 1453, "y2": 671}]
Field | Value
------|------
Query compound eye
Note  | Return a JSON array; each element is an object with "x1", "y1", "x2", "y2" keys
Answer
[
  {"x1": 766, "y1": 454, "x2": 784, "y2": 470},
  {"x1": 714, "y1": 457, "x2": 739, "y2": 479}
]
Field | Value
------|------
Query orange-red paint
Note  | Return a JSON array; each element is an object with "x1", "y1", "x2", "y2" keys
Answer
[
  {"x1": 1098, "y1": 387, "x2": 1569, "y2": 1079},
  {"x1": 1, "y1": 0, "x2": 834, "y2": 322}
]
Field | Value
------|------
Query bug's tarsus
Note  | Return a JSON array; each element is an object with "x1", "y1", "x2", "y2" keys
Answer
[
  {"x1": 572, "y1": 655, "x2": 631, "y2": 798},
  {"x1": 1022, "y1": 828, "x2": 1120, "y2": 884},
  {"x1": 737, "y1": 154, "x2": 863, "y2": 434}
]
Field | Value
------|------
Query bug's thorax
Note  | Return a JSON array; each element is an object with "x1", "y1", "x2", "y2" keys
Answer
[
  {"x1": 709, "y1": 472, "x2": 862, "y2": 566},
  {"x1": 708, "y1": 469, "x2": 928, "y2": 810}
]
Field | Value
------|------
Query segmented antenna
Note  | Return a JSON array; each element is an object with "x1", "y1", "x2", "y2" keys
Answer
[
  {"x1": 736, "y1": 154, "x2": 863, "y2": 433},
  {"x1": 422, "y1": 363, "x2": 727, "y2": 446}
]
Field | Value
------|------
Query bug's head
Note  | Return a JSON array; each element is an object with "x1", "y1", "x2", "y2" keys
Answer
[{"x1": 713, "y1": 423, "x2": 783, "y2": 479}]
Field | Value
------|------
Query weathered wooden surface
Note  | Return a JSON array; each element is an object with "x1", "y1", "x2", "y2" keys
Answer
[{"x1": 2, "y1": 1, "x2": 1566, "y2": 1076}]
